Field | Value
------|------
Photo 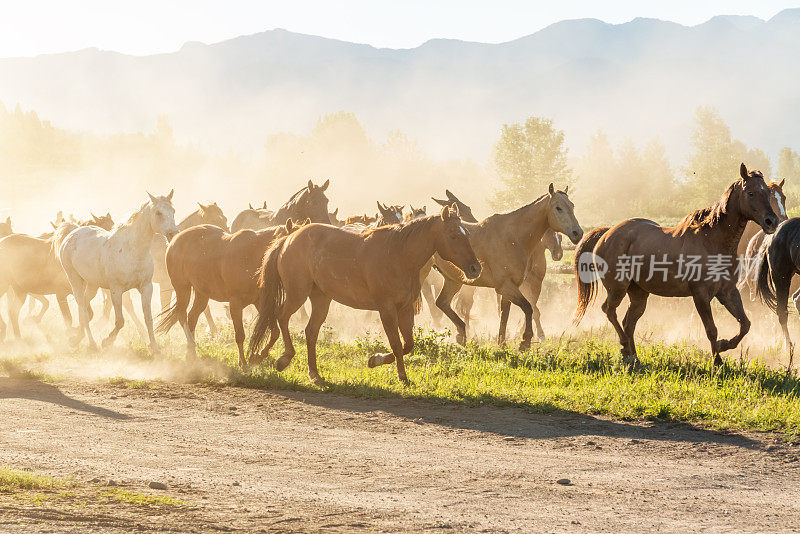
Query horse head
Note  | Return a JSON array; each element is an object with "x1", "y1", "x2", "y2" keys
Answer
[
  {"x1": 546, "y1": 184, "x2": 582, "y2": 244},
  {"x1": 739, "y1": 163, "x2": 779, "y2": 234},
  {"x1": 147, "y1": 190, "x2": 179, "y2": 241},
  {"x1": 198, "y1": 202, "x2": 229, "y2": 231},
  {"x1": 434, "y1": 204, "x2": 482, "y2": 280},
  {"x1": 432, "y1": 190, "x2": 477, "y2": 223}
]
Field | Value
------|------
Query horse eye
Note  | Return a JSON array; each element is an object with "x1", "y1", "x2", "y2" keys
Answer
[
  {"x1": 748, "y1": 191, "x2": 754, "y2": 197},
  {"x1": 556, "y1": 206, "x2": 563, "y2": 212}
]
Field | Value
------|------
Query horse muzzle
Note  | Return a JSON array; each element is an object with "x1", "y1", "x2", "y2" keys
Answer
[
  {"x1": 463, "y1": 261, "x2": 482, "y2": 280},
  {"x1": 760, "y1": 216, "x2": 778, "y2": 235},
  {"x1": 568, "y1": 228, "x2": 584, "y2": 245}
]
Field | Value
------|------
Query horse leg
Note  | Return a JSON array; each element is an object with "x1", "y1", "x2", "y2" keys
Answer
[
  {"x1": 714, "y1": 285, "x2": 751, "y2": 355},
  {"x1": 139, "y1": 282, "x2": 159, "y2": 355},
  {"x1": 81, "y1": 285, "x2": 100, "y2": 350},
  {"x1": 7, "y1": 289, "x2": 25, "y2": 340},
  {"x1": 171, "y1": 282, "x2": 194, "y2": 360},
  {"x1": 690, "y1": 289, "x2": 721, "y2": 366},
  {"x1": 274, "y1": 292, "x2": 308, "y2": 372},
  {"x1": 435, "y1": 277, "x2": 467, "y2": 345},
  {"x1": 305, "y1": 288, "x2": 332, "y2": 385},
  {"x1": 524, "y1": 275, "x2": 546, "y2": 341},
  {"x1": 202, "y1": 306, "x2": 217, "y2": 337},
  {"x1": 227, "y1": 302, "x2": 246, "y2": 367},
  {"x1": 497, "y1": 282, "x2": 534, "y2": 351},
  {"x1": 600, "y1": 286, "x2": 629, "y2": 363},
  {"x1": 101, "y1": 288, "x2": 125, "y2": 349},
  {"x1": 498, "y1": 296, "x2": 511, "y2": 346},
  {"x1": 56, "y1": 294, "x2": 75, "y2": 334},
  {"x1": 31, "y1": 295, "x2": 49, "y2": 324},
  {"x1": 621, "y1": 285, "x2": 649, "y2": 368},
  {"x1": 421, "y1": 278, "x2": 441, "y2": 327},
  {"x1": 159, "y1": 286, "x2": 173, "y2": 314},
  {"x1": 373, "y1": 306, "x2": 409, "y2": 384},
  {"x1": 456, "y1": 286, "x2": 475, "y2": 334},
  {"x1": 123, "y1": 291, "x2": 148, "y2": 338}
]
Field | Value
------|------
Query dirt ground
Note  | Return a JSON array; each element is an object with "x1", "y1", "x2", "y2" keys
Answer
[{"x1": 1, "y1": 377, "x2": 799, "y2": 533}]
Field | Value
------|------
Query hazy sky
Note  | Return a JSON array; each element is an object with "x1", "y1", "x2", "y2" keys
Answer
[{"x1": 0, "y1": 0, "x2": 797, "y2": 57}]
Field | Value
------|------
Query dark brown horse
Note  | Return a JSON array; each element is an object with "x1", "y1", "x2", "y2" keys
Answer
[
  {"x1": 755, "y1": 217, "x2": 800, "y2": 367},
  {"x1": 156, "y1": 219, "x2": 304, "y2": 365},
  {"x1": 249, "y1": 206, "x2": 482, "y2": 384},
  {"x1": 574, "y1": 164, "x2": 778, "y2": 368},
  {"x1": 434, "y1": 184, "x2": 582, "y2": 350}
]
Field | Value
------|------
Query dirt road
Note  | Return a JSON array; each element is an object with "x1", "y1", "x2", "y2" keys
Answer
[{"x1": 1, "y1": 377, "x2": 799, "y2": 532}]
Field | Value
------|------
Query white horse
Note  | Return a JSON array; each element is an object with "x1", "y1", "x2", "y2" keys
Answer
[{"x1": 59, "y1": 192, "x2": 178, "y2": 352}]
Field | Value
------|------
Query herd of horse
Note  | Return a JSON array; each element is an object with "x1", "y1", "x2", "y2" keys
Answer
[{"x1": 0, "y1": 163, "x2": 797, "y2": 383}]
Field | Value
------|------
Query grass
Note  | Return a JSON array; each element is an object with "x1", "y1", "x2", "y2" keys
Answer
[
  {"x1": 172, "y1": 327, "x2": 800, "y2": 438},
  {"x1": 100, "y1": 487, "x2": 184, "y2": 506},
  {"x1": 0, "y1": 467, "x2": 66, "y2": 493}
]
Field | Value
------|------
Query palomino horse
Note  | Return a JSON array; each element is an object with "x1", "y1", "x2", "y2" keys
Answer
[
  {"x1": 434, "y1": 184, "x2": 583, "y2": 350},
  {"x1": 152, "y1": 202, "x2": 229, "y2": 332},
  {"x1": 249, "y1": 206, "x2": 482, "y2": 384},
  {"x1": 59, "y1": 192, "x2": 178, "y2": 352},
  {"x1": 755, "y1": 217, "x2": 800, "y2": 367},
  {"x1": 574, "y1": 164, "x2": 778, "y2": 368},
  {"x1": 0, "y1": 223, "x2": 77, "y2": 340},
  {"x1": 156, "y1": 219, "x2": 304, "y2": 365},
  {"x1": 230, "y1": 202, "x2": 272, "y2": 232}
]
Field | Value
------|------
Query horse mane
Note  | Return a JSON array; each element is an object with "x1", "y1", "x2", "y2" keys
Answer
[
  {"x1": 127, "y1": 202, "x2": 150, "y2": 225},
  {"x1": 674, "y1": 181, "x2": 740, "y2": 235}
]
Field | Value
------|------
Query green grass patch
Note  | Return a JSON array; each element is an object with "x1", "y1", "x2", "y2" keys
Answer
[
  {"x1": 99, "y1": 488, "x2": 184, "y2": 506},
  {"x1": 0, "y1": 467, "x2": 66, "y2": 493},
  {"x1": 182, "y1": 328, "x2": 800, "y2": 437}
]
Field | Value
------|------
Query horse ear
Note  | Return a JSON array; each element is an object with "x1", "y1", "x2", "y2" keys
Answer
[
  {"x1": 248, "y1": 203, "x2": 254, "y2": 210},
  {"x1": 106, "y1": 212, "x2": 111, "y2": 218},
  {"x1": 147, "y1": 192, "x2": 157, "y2": 203},
  {"x1": 262, "y1": 201, "x2": 268, "y2": 209},
  {"x1": 451, "y1": 202, "x2": 461, "y2": 218},
  {"x1": 304, "y1": 218, "x2": 311, "y2": 225},
  {"x1": 307, "y1": 179, "x2": 314, "y2": 190},
  {"x1": 166, "y1": 189, "x2": 174, "y2": 201},
  {"x1": 320, "y1": 179, "x2": 330, "y2": 192},
  {"x1": 91, "y1": 212, "x2": 98, "y2": 220},
  {"x1": 740, "y1": 163, "x2": 749, "y2": 180},
  {"x1": 197, "y1": 202, "x2": 205, "y2": 212},
  {"x1": 441, "y1": 205, "x2": 451, "y2": 221},
  {"x1": 51, "y1": 221, "x2": 57, "y2": 229},
  {"x1": 432, "y1": 197, "x2": 448, "y2": 207},
  {"x1": 564, "y1": 185, "x2": 570, "y2": 195},
  {"x1": 779, "y1": 178, "x2": 786, "y2": 188},
  {"x1": 333, "y1": 208, "x2": 338, "y2": 217},
  {"x1": 377, "y1": 201, "x2": 384, "y2": 213},
  {"x1": 548, "y1": 183, "x2": 555, "y2": 197},
  {"x1": 421, "y1": 206, "x2": 427, "y2": 214},
  {"x1": 445, "y1": 189, "x2": 456, "y2": 201},
  {"x1": 286, "y1": 218, "x2": 294, "y2": 232}
]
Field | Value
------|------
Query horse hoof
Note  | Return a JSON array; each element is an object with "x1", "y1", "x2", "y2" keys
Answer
[
  {"x1": 309, "y1": 374, "x2": 325, "y2": 387},
  {"x1": 398, "y1": 376, "x2": 411, "y2": 386},
  {"x1": 518, "y1": 340, "x2": 531, "y2": 352},
  {"x1": 275, "y1": 355, "x2": 292, "y2": 372},
  {"x1": 455, "y1": 333, "x2": 466, "y2": 346},
  {"x1": 713, "y1": 354, "x2": 724, "y2": 367},
  {"x1": 101, "y1": 338, "x2": 113, "y2": 349},
  {"x1": 69, "y1": 336, "x2": 82, "y2": 348},
  {"x1": 368, "y1": 355, "x2": 382, "y2": 368}
]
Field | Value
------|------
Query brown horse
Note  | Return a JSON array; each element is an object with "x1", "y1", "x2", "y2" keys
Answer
[
  {"x1": 404, "y1": 205, "x2": 427, "y2": 222},
  {"x1": 0, "y1": 223, "x2": 77, "y2": 341},
  {"x1": 434, "y1": 184, "x2": 582, "y2": 350},
  {"x1": 156, "y1": 219, "x2": 304, "y2": 365},
  {"x1": 230, "y1": 202, "x2": 272, "y2": 232},
  {"x1": 249, "y1": 206, "x2": 482, "y2": 384},
  {"x1": 574, "y1": 163, "x2": 778, "y2": 368},
  {"x1": 152, "y1": 202, "x2": 229, "y2": 332},
  {"x1": 328, "y1": 208, "x2": 342, "y2": 227}
]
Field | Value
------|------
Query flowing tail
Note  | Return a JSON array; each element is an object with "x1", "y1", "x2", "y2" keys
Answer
[
  {"x1": 155, "y1": 299, "x2": 179, "y2": 335},
  {"x1": 249, "y1": 236, "x2": 288, "y2": 356},
  {"x1": 573, "y1": 226, "x2": 610, "y2": 324},
  {"x1": 754, "y1": 244, "x2": 778, "y2": 312}
]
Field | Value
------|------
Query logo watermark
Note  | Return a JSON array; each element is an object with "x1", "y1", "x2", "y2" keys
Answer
[
  {"x1": 578, "y1": 253, "x2": 753, "y2": 283},
  {"x1": 577, "y1": 251, "x2": 608, "y2": 284}
]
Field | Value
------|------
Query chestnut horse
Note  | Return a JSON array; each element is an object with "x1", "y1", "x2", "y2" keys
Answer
[
  {"x1": 574, "y1": 164, "x2": 778, "y2": 368},
  {"x1": 152, "y1": 202, "x2": 229, "y2": 332},
  {"x1": 249, "y1": 206, "x2": 482, "y2": 384},
  {"x1": 434, "y1": 184, "x2": 583, "y2": 350},
  {"x1": 156, "y1": 219, "x2": 303, "y2": 365}
]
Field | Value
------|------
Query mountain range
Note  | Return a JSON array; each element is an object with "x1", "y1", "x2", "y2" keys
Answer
[{"x1": 2, "y1": 9, "x2": 800, "y2": 161}]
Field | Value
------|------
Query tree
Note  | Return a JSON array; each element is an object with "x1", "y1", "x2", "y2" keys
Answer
[
  {"x1": 491, "y1": 116, "x2": 572, "y2": 210},
  {"x1": 778, "y1": 147, "x2": 800, "y2": 207}
]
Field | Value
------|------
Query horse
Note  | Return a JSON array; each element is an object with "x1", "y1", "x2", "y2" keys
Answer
[
  {"x1": 434, "y1": 184, "x2": 582, "y2": 350},
  {"x1": 404, "y1": 206, "x2": 427, "y2": 222},
  {"x1": 0, "y1": 217, "x2": 12, "y2": 238},
  {"x1": 754, "y1": 218, "x2": 800, "y2": 368},
  {"x1": 151, "y1": 202, "x2": 229, "y2": 333},
  {"x1": 432, "y1": 190, "x2": 476, "y2": 223},
  {"x1": 328, "y1": 208, "x2": 343, "y2": 227},
  {"x1": 574, "y1": 163, "x2": 778, "y2": 368},
  {"x1": 344, "y1": 214, "x2": 377, "y2": 225},
  {"x1": 59, "y1": 191, "x2": 179, "y2": 352},
  {"x1": 230, "y1": 202, "x2": 272, "y2": 232},
  {"x1": 0, "y1": 223, "x2": 77, "y2": 341},
  {"x1": 156, "y1": 219, "x2": 304, "y2": 365},
  {"x1": 342, "y1": 202, "x2": 405, "y2": 233},
  {"x1": 249, "y1": 205, "x2": 482, "y2": 385}
]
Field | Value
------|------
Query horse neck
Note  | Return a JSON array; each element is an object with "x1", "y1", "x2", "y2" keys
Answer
[
  {"x1": 124, "y1": 206, "x2": 157, "y2": 252},
  {"x1": 396, "y1": 219, "x2": 439, "y2": 272},
  {"x1": 705, "y1": 189, "x2": 748, "y2": 256},
  {"x1": 500, "y1": 197, "x2": 550, "y2": 253}
]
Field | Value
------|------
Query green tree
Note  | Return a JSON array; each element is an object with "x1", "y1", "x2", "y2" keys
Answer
[
  {"x1": 778, "y1": 147, "x2": 800, "y2": 207},
  {"x1": 491, "y1": 116, "x2": 572, "y2": 210}
]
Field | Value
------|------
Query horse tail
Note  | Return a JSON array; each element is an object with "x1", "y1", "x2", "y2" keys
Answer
[
  {"x1": 755, "y1": 243, "x2": 778, "y2": 312},
  {"x1": 249, "y1": 236, "x2": 288, "y2": 356},
  {"x1": 155, "y1": 298, "x2": 179, "y2": 335},
  {"x1": 573, "y1": 226, "x2": 610, "y2": 324}
]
